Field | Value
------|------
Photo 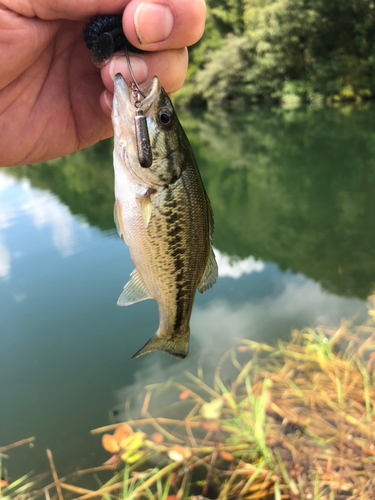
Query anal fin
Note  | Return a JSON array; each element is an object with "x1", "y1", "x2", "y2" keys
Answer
[
  {"x1": 198, "y1": 248, "x2": 218, "y2": 294},
  {"x1": 117, "y1": 269, "x2": 152, "y2": 306}
]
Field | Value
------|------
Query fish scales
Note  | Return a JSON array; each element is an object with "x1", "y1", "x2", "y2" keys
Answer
[
  {"x1": 135, "y1": 167, "x2": 209, "y2": 332},
  {"x1": 112, "y1": 74, "x2": 218, "y2": 359}
]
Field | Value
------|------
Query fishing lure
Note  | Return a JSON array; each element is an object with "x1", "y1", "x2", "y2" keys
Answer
[
  {"x1": 83, "y1": 15, "x2": 152, "y2": 169},
  {"x1": 83, "y1": 15, "x2": 144, "y2": 68}
]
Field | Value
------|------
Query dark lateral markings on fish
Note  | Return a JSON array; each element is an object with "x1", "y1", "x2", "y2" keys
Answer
[{"x1": 83, "y1": 16, "x2": 218, "y2": 359}]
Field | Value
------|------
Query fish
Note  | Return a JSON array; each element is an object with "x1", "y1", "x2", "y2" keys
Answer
[{"x1": 112, "y1": 73, "x2": 218, "y2": 359}]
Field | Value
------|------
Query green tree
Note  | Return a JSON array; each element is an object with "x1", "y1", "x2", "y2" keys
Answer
[{"x1": 177, "y1": 0, "x2": 375, "y2": 107}]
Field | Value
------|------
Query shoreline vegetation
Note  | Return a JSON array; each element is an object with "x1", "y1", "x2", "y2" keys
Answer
[
  {"x1": 2, "y1": 297, "x2": 375, "y2": 499},
  {"x1": 176, "y1": 0, "x2": 375, "y2": 109}
]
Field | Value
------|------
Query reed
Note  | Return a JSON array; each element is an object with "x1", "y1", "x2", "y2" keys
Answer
[{"x1": 3, "y1": 298, "x2": 375, "y2": 499}]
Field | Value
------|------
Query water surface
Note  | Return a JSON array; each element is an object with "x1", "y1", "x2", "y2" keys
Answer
[{"x1": 1, "y1": 104, "x2": 374, "y2": 477}]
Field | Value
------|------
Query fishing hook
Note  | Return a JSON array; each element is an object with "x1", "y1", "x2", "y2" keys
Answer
[
  {"x1": 124, "y1": 45, "x2": 153, "y2": 169},
  {"x1": 125, "y1": 45, "x2": 146, "y2": 101},
  {"x1": 83, "y1": 15, "x2": 153, "y2": 169}
]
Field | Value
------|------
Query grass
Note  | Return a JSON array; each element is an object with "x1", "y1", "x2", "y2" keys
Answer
[{"x1": 2, "y1": 297, "x2": 375, "y2": 499}]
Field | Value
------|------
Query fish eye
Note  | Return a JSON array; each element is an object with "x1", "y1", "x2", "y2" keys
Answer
[
  {"x1": 158, "y1": 108, "x2": 174, "y2": 127},
  {"x1": 160, "y1": 113, "x2": 170, "y2": 124}
]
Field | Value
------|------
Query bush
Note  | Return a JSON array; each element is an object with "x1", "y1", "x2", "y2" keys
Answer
[{"x1": 176, "y1": 0, "x2": 375, "y2": 107}]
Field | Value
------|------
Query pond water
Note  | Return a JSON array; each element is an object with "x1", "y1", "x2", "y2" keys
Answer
[{"x1": 1, "y1": 103, "x2": 374, "y2": 479}]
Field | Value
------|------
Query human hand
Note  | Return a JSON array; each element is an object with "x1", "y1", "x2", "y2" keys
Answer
[{"x1": 0, "y1": 0, "x2": 206, "y2": 167}]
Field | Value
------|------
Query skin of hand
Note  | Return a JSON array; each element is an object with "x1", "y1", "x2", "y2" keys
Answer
[{"x1": 0, "y1": 0, "x2": 206, "y2": 167}]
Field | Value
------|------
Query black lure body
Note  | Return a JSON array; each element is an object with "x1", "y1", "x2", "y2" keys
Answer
[{"x1": 83, "y1": 15, "x2": 144, "y2": 68}]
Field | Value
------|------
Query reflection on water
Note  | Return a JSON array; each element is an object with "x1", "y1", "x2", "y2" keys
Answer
[
  {"x1": 216, "y1": 253, "x2": 265, "y2": 278},
  {"x1": 0, "y1": 104, "x2": 374, "y2": 477}
]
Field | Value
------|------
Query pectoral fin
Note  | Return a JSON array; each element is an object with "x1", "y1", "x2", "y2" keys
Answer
[
  {"x1": 140, "y1": 194, "x2": 152, "y2": 228},
  {"x1": 114, "y1": 200, "x2": 125, "y2": 239},
  {"x1": 117, "y1": 269, "x2": 152, "y2": 306},
  {"x1": 198, "y1": 248, "x2": 218, "y2": 294}
]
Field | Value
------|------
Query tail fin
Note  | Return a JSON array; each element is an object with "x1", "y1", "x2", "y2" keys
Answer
[{"x1": 131, "y1": 328, "x2": 190, "y2": 360}]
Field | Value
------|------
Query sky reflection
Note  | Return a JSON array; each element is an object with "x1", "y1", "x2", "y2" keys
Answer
[
  {"x1": 0, "y1": 172, "x2": 92, "y2": 283},
  {"x1": 0, "y1": 168, "x2": 367, "y2": 478}
]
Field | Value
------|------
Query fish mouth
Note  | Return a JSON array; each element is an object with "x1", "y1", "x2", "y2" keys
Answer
[
  {"x1": 138, "y1": 77, "x2": 162, "y2": 113},
  {"x1": 113, "y1": 73, "x2": 161, "y2": 119},
  {"x1": 112, "y1": 74, "x2": 163, "y2": 188}
]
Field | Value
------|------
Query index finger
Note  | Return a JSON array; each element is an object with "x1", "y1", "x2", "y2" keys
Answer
[{"x1": 1, "y1": 0, "x2": 128, "y2": 19}]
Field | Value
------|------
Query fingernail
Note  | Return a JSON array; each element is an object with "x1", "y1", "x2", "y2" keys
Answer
[
  {"x1": 134, "y1": 3, "x2": 174, "y2": 44},
  {"x1": 109, "y1": 55, "x2": 149, "y2": 83},
  {"x1": 104, "y1": 90, "x2": 113, "y2": 110}
]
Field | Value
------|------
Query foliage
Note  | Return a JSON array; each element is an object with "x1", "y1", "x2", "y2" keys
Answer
[
  {"x1": 177, "y1": 0, "x2": 375, "y2": 107},
  {"x1": 4, "y1": 301, "x2": 375, "y2": 499},
  {"x1": 68, "y1": 299, "x2": 375, "y2": 499}
]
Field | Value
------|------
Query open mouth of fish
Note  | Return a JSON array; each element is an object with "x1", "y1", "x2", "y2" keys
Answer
[
  {"x1": 112, "y1": 74, "x2": 162, "y2": 183},
  {"x1": 112, "y1": 74, "x2": 179, "y2": 186},
  {"x1": 113, "y1": 74, "x2": 161, "y2": 119}
]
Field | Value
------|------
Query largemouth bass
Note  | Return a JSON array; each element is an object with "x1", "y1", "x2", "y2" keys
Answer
[{"x1": 112, "y1": 74, "x2": 218, "y2": 359}]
